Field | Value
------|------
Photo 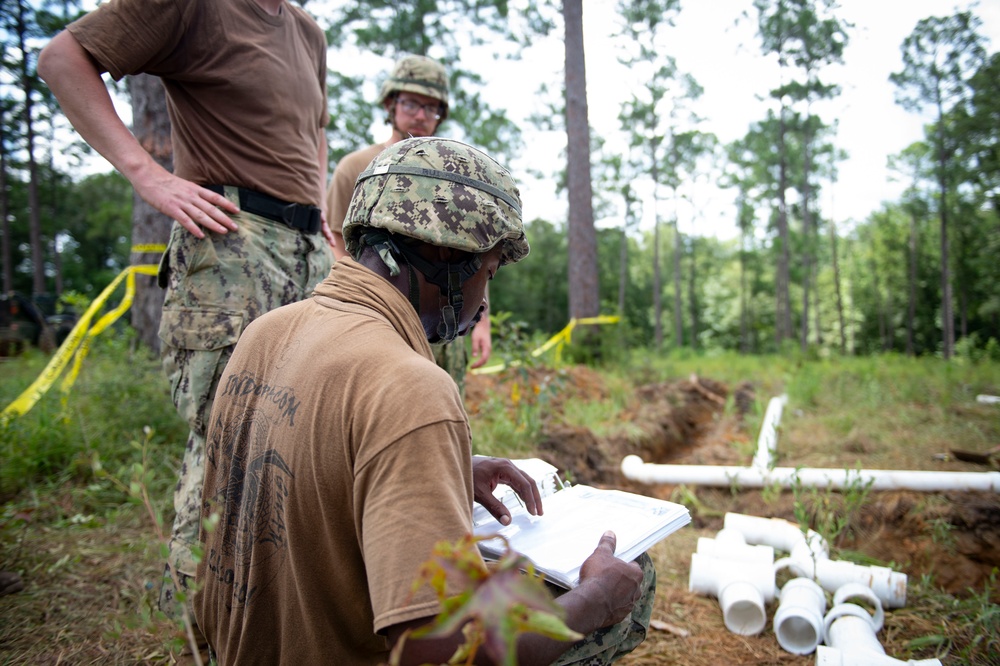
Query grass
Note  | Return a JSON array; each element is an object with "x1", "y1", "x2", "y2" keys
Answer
[{"x1": 2, "y1": 336, "x2": 999, "y2": 664}]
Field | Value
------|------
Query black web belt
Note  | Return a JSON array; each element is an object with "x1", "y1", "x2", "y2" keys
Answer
[{"x1": 205, "y1": 185, "x2": 322, "y2": 235}]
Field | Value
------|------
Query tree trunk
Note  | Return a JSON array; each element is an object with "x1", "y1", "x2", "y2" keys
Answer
[
  {"x1": 871, "y1": 255, "x2": 888, "y2": 351},
  {"x1": 16, "y1": 0, "x2": 45, "y2": 298},
  {"x1": 672, "y1": 217, "x2": 683, "y2": 347},
  {"x1": 935, "y1": 105, "x2": 954, "y2": 359},
  {"x1": 906, "y1": 209, "x2": 917, "y2": 356},
  {"x1": 127, "y1": 73, "x2": 174, "y2": 354},
  {"x1": 563, "y1": 0, "x2": 599, "y2": 324},
  {"x1": 651, "y1": 160, "x2": 663, "y2": 349},
  {"x1": 687, "y1": 238, "x2": 698, "y2": 349},
  {"x1": 800, "y1": 135, "x2": 813, "y2": 352},
  {"x1": 775, "y1": 105, "x2": 792, "y2": 345},
  {"x1": 1, "y1": 118, "x2": 11, "y2": 295},
  {"x1": 739, "y1": 226, "x2": 749, "y2": 353},
  {"x1": 618, "y1": 195, "x2": 631, "y2": 316},
  {"x1": 830, "y1": 219, "x2": 846, "y2": 354}
]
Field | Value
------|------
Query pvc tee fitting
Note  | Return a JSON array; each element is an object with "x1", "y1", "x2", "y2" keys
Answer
[
  {"x1": 773, "y1": 577, "x2": 826, "y2": 655},
  {"x1": 689, "y1": 552, "x2": 775, "y2": 636}
]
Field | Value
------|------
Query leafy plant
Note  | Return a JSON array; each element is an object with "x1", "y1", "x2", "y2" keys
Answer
[
  {"x1": 791, "y1": 466, "x2": 874, "y2": 546},
  {"x1": 392, "y1": 534, "x2": 580, "y2": 666}
]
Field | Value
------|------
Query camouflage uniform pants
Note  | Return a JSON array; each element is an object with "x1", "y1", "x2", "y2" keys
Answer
[
  {"x1": 432, "y1": 339, "x2": 469, "y2": 398},
  {"x1": 156, "y1": 188, "x2": 331, "y2": 613},
  {"x1": 552, "y1": 553, "x2": 656, "y2": 665}
]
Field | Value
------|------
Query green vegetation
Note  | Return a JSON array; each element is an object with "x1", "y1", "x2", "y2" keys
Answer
[{"x1": 2, "y1": 333, "x2": 999, "y2": 663}]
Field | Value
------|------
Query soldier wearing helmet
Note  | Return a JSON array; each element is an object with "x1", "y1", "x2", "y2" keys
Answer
[
  {"x1": 327, "y1": 54, "x2": 494, "y2": 390},
  {"x1": 196, "y1": 138, "x2": 655, "y2": 666},
  {"x1": 327, "y1": 54, "x2": 450, "y2": 259}
]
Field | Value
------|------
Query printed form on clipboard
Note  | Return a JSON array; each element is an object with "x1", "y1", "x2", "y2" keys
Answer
[{"x1": 472, "y1": 458, "x2": 691, "y2": 590}]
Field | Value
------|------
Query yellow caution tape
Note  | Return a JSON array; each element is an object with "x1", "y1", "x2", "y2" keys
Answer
[
  {"x1": 131, "y1": 244, "x2": 167, "y2": 254},
  {"x1": 1, "y1": 264, "x2": 159, "y2": 425},
  {"x1": 471, "y1": 315, "x2": 620, "y2": 375}
]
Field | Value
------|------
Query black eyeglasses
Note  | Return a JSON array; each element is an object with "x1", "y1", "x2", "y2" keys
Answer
[{"x1": 396, "y1": 98, "x2": 443, "y2": 120}]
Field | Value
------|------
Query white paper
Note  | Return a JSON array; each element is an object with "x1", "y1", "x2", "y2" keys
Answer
[{"x1": 474, "y1": 482, "x2": 690, "y2": 589}]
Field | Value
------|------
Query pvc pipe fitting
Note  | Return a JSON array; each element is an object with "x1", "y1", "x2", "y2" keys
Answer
[
  {"x1": 815, "y1": 644, "x2": 943, "y2": 666},
  {"x1": 818, "y1": 601, "x2": 941, "y2": 665},
  {"x1": 724, "y1": 512, "x2": 829, "y2": 559},
  {"x1": 816, "y1": 560, "x2": 907, "y2": 609},
  {"x1": 825, "y1": 605, "x2": 886, "y2": 655},
  {"x1": 688, "y1": 552, "x2": 775, "y2": 636},
  {"x1": 774, "y1": 577, "x2": 827, "y2": 655},
  {"x1": 696, "y1": 528, "x2": 775, "y2": 564},
  {"x1": 833, "y1": 583, "x2": 884, "y2": 632},
  {"x1": 775, "y1": 554, "x2": 907, "y2": 608}
]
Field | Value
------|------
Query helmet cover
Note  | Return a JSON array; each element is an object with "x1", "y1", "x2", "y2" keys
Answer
[{"x1": 344, "y1": 137, "x2": 529, "y2": 266}]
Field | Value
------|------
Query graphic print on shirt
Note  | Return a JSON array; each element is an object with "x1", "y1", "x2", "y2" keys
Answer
[{"x1": 204, "y1": 401, "x2": 295, "y2": 610}]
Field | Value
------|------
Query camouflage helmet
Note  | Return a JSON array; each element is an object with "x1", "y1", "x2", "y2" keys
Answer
[
  {"x1": 378, "y1": 55, "x2": 450, "y2": 120},
  {"x1": 344, "y1": 137, "x2": 529, "y2": 267}
]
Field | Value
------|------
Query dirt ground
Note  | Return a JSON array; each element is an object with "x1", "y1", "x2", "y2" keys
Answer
[
  {"x1": 2, "y1": 366, "x2": 998, "y2": 664},
  {"x1": 466, "y1": 368, "x2": 1000, "y2": 666}
]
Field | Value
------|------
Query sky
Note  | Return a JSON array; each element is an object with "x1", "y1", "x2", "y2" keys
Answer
[{"x1": 490, "y1": 0, "x2": 1000, "y2": 241}]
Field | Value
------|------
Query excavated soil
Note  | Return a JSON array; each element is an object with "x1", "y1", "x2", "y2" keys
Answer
[{"x1": 466, "y1": 367, "x2": 1000, "y2": 665}]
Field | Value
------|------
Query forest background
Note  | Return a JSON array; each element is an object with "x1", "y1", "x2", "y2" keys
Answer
[{"x1": 2, "y1": 0, "x2": 1000, "y2": 361}]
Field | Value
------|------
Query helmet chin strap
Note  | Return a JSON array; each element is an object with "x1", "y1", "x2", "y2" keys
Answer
[
  {"x1": 358, "y1": 230, "x2": 482, "y2": 343},
  {"x1": 399, "y1": 246, "x2": 482, "y2": 343}
]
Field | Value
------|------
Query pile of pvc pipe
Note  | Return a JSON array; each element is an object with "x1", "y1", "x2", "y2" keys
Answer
[{"x1": 690, "y1": 513, "x2": 941, "y2": 665}]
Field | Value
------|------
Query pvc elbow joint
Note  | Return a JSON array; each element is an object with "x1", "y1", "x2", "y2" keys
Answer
[{"x1": 816, "y1": 585, "x2": 941, "y2": 666}]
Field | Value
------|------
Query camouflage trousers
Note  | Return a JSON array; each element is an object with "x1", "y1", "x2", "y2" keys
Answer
[
  {"x1": 552, "y1": 553, "x2": 656, "y2": 665},
  {"x1": 432, "y1": 339, "x2": 469, "y2": 398},
  {"x1": 156, "y1": 189, "x2": 331, "y2": 615}
]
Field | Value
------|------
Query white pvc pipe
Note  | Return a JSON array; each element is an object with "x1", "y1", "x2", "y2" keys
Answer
[
  {"x1": 688, "y1": 552, "x2": 775, "y2": 636},
  {"x1": 816, "y1": 645, "x2": 943, "y2": 666},
  {"x1": 752, "y1": 394, "x2": 788, "y2": 470},
  {"x1": 621, "y1": 455, "x2": 1000, "y2": 492},
  {"x1": 696, "y1": 528, "x2": 775, "y2": 564},
  {"x1": 817, "y1": 602, "x2": 942, "y2": 666},
  {"x1": 724, "y1": 512, "x2": 828, "y2": 559},
  {"x1": 774, "y1": 577, "x2": 827, "y2": 655}
]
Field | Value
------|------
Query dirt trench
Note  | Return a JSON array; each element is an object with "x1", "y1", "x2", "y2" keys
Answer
[{"x1": 466, "y1": 367, "x2": 1000, "y2": 600}]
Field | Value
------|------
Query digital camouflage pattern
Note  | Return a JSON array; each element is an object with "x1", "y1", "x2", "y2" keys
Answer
[
  {"x1": 552, "y1": 553, "x2": 656, "y2": 665},
  {"x1": 432, "y1": 340, "x2": 469, "y2": 397},
  {"x1": 156, "y1": 186, "x2": 331, "y2": 615},
  {"x1": 343, "y1": 137, "x2": 529, "y2": 267},
  {"x1": 378, "y1": 54, "x2": 450, "y2": 118}
]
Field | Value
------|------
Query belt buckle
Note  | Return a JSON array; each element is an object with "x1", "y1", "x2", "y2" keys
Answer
[{"x1": 281, "y1": 203, "x2": 321, "y2": 234}]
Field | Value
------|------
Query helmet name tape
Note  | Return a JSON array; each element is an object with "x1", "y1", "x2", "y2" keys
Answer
[{"x1": 359, "y1": 164, "x2": 522, "y2": 218}]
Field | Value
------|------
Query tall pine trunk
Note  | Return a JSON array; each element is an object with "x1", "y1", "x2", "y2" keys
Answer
[
  {"x1": 563, "y1": 0, "x2": 599, "y2": 326},
  {"x1": 16, "y1": 0, "x2": 45, "y2": 297},
  {"x1": 128, "y1": 74, "x2": 174, "y2": 354},
  {"x1": 830, "y1": 219, "x2": 847, "y2": 354},
  {"x1": 1, "y1": 115, "x2": 11, "y2": 295},
  {"x1": 906, "y1": 209, "x2": 918, "y2": 356}
]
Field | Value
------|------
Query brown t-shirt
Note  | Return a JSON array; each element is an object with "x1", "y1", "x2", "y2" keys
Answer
[
  {"x1": 326, "y1": 143, "x2": 386, "y2": 233},
  {"x1": 68, "y1": 0, "x2": 328, "y2": 206},
  {"x1": 196, "y1": 258, "x2": 476, "y2": 664}
]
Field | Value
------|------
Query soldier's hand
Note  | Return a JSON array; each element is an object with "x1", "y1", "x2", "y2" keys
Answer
[
  {"x1": 471, "y1": 457, "x2": 542, "y2": 525},
  {"x1": 134, "y1": 168, "x2": 239, "y2": 238},
  {"x1": 576, "y1": 531, "x2": 643, "y2": 628}
]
